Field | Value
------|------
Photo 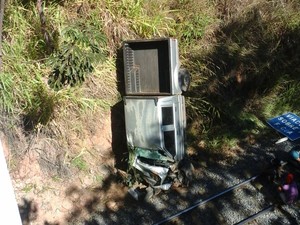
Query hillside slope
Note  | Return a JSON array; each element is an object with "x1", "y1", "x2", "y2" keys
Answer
[{"x1": 1, "y1": 0, "x2": 299, "y2": 224}]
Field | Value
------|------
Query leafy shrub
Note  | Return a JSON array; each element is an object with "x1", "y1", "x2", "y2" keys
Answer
[{"x1": 48, "y1": 23, "x2": 107, "y2": 90}]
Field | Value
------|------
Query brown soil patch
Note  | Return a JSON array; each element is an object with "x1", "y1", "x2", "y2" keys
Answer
[{"x1": 4, "y1": 111, "x2": 124, "y2": 225}]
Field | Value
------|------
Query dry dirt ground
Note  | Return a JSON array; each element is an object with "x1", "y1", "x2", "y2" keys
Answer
[
  {"x1": 4, "y1": 108, "x2": 300, "y2": 225},
  {"x1": 3, "y1": 111, "x2": 132, "y2": 225}
]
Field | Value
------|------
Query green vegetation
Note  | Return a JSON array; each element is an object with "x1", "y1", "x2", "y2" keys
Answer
[
  {"x1": 48, "y1": 23, "x2": 107, "y2": 90},
  {"x1": 71, "y1": 155, "x2": 88, "y2": 172},
  {"x1": 22, "y1": 183, "x2": 36, "y2": 193},
  {"x1": 1, "y1": 0, "x2": 299, "y2": 170}
]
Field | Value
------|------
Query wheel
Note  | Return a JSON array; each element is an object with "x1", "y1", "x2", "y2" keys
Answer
[{"x1": 178, "y1": 68, "x2": 191, "y2": 92}]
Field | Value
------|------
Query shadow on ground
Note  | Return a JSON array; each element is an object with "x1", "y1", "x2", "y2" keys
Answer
[{"x1": 17, "y1": 136, "x2": 300, "y2": 224}]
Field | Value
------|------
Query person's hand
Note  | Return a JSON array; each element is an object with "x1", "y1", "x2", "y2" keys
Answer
[{"x1": 278, "y1": 186, "x2": 282, "y2": 192}]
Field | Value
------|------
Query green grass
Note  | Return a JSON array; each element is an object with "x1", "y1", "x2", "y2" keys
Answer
[
  {"x1": 1, "y1": 1, "x2": 118, "y2": 126},
  {"x1": 1, "y1": 0, "x2": 300, "y2": 167},
  {"x1": 22, "y1": 183, "x2": 36, "y2": 193},
  {"x1": 102, "y1": 0, "x2": 176, "y2": 38},
  {"x1": 71, "y1": 155, "x2": 88, "y2": 172},
  {"x1": 0, "y1": 72, "x2": 15, "y2": 113}
]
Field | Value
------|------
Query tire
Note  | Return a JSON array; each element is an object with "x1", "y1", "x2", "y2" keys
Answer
[{"x1": 178, "y1": 68, "x2": 191, "y2": 92}]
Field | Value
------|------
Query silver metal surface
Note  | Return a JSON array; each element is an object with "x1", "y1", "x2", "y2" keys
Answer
[
  {"x1": 124, "y1": 95, "x2": 186, "y2": 161},
  {"x1": 123, "y1": 38, "x2": 181, "y2": 95}
]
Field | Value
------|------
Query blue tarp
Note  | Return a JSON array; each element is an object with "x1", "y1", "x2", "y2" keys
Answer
[{"x1": 267, "y1": 112, "x2": 300, "y2": 141}]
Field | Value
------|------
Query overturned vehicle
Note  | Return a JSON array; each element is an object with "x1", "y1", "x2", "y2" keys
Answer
[{"x1": 122, "y1": 38, "x2": 192, "y2": 194}]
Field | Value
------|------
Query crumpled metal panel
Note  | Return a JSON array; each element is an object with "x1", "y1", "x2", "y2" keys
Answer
[
  {"x1": 128, "y1": 146, "x2": 174, "y2": 188},
  {"x1": 135, "y1": 147, "x2": 174, "y2": 163},
  {"x1": 133, "y1": 156, "x2": 169, "y2": 185}
]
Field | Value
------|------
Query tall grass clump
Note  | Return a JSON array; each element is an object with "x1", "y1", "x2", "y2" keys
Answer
[
  {"x1": 262, "y1": 79, "x2": 300, "y2": 118},
  {"x1": 181, "y1": 0, "x2": 300, "y2": 152},
  {"x1": 170, "y1": 0, "x2": 218, "y2": 50},
  {"x1": 162, "y1": 0, "x2": 221, "y2": 136},
  {"x1": 255, "y1": 0, "x2": 300, "y2": 117},
  {"x1": 2, "y1": 1, "x2": 117, "y2": 126},
  {"x1": 194, "y1": 1, "x2": 299, "y2": 119},
  {"x1": 99, "y1": 0, "x2": 176, "y2": 42},
  {"x1": 2, "y1": 3, "x2": 61, "y2": 126},
  {"x1": 0, "y1": 72, "x2": 14, "y2": 113},
  {"x1": 2, "y1": 4, "x2": 41, "y2": 116},
  {"x1": 0, "y1": 1, "x2": 121, "y2": 174}
]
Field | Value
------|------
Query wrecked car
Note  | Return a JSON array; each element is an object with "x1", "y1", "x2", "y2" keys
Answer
[{"x1": 122, "y1": 38, "x2": 191, "y2": 195}]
